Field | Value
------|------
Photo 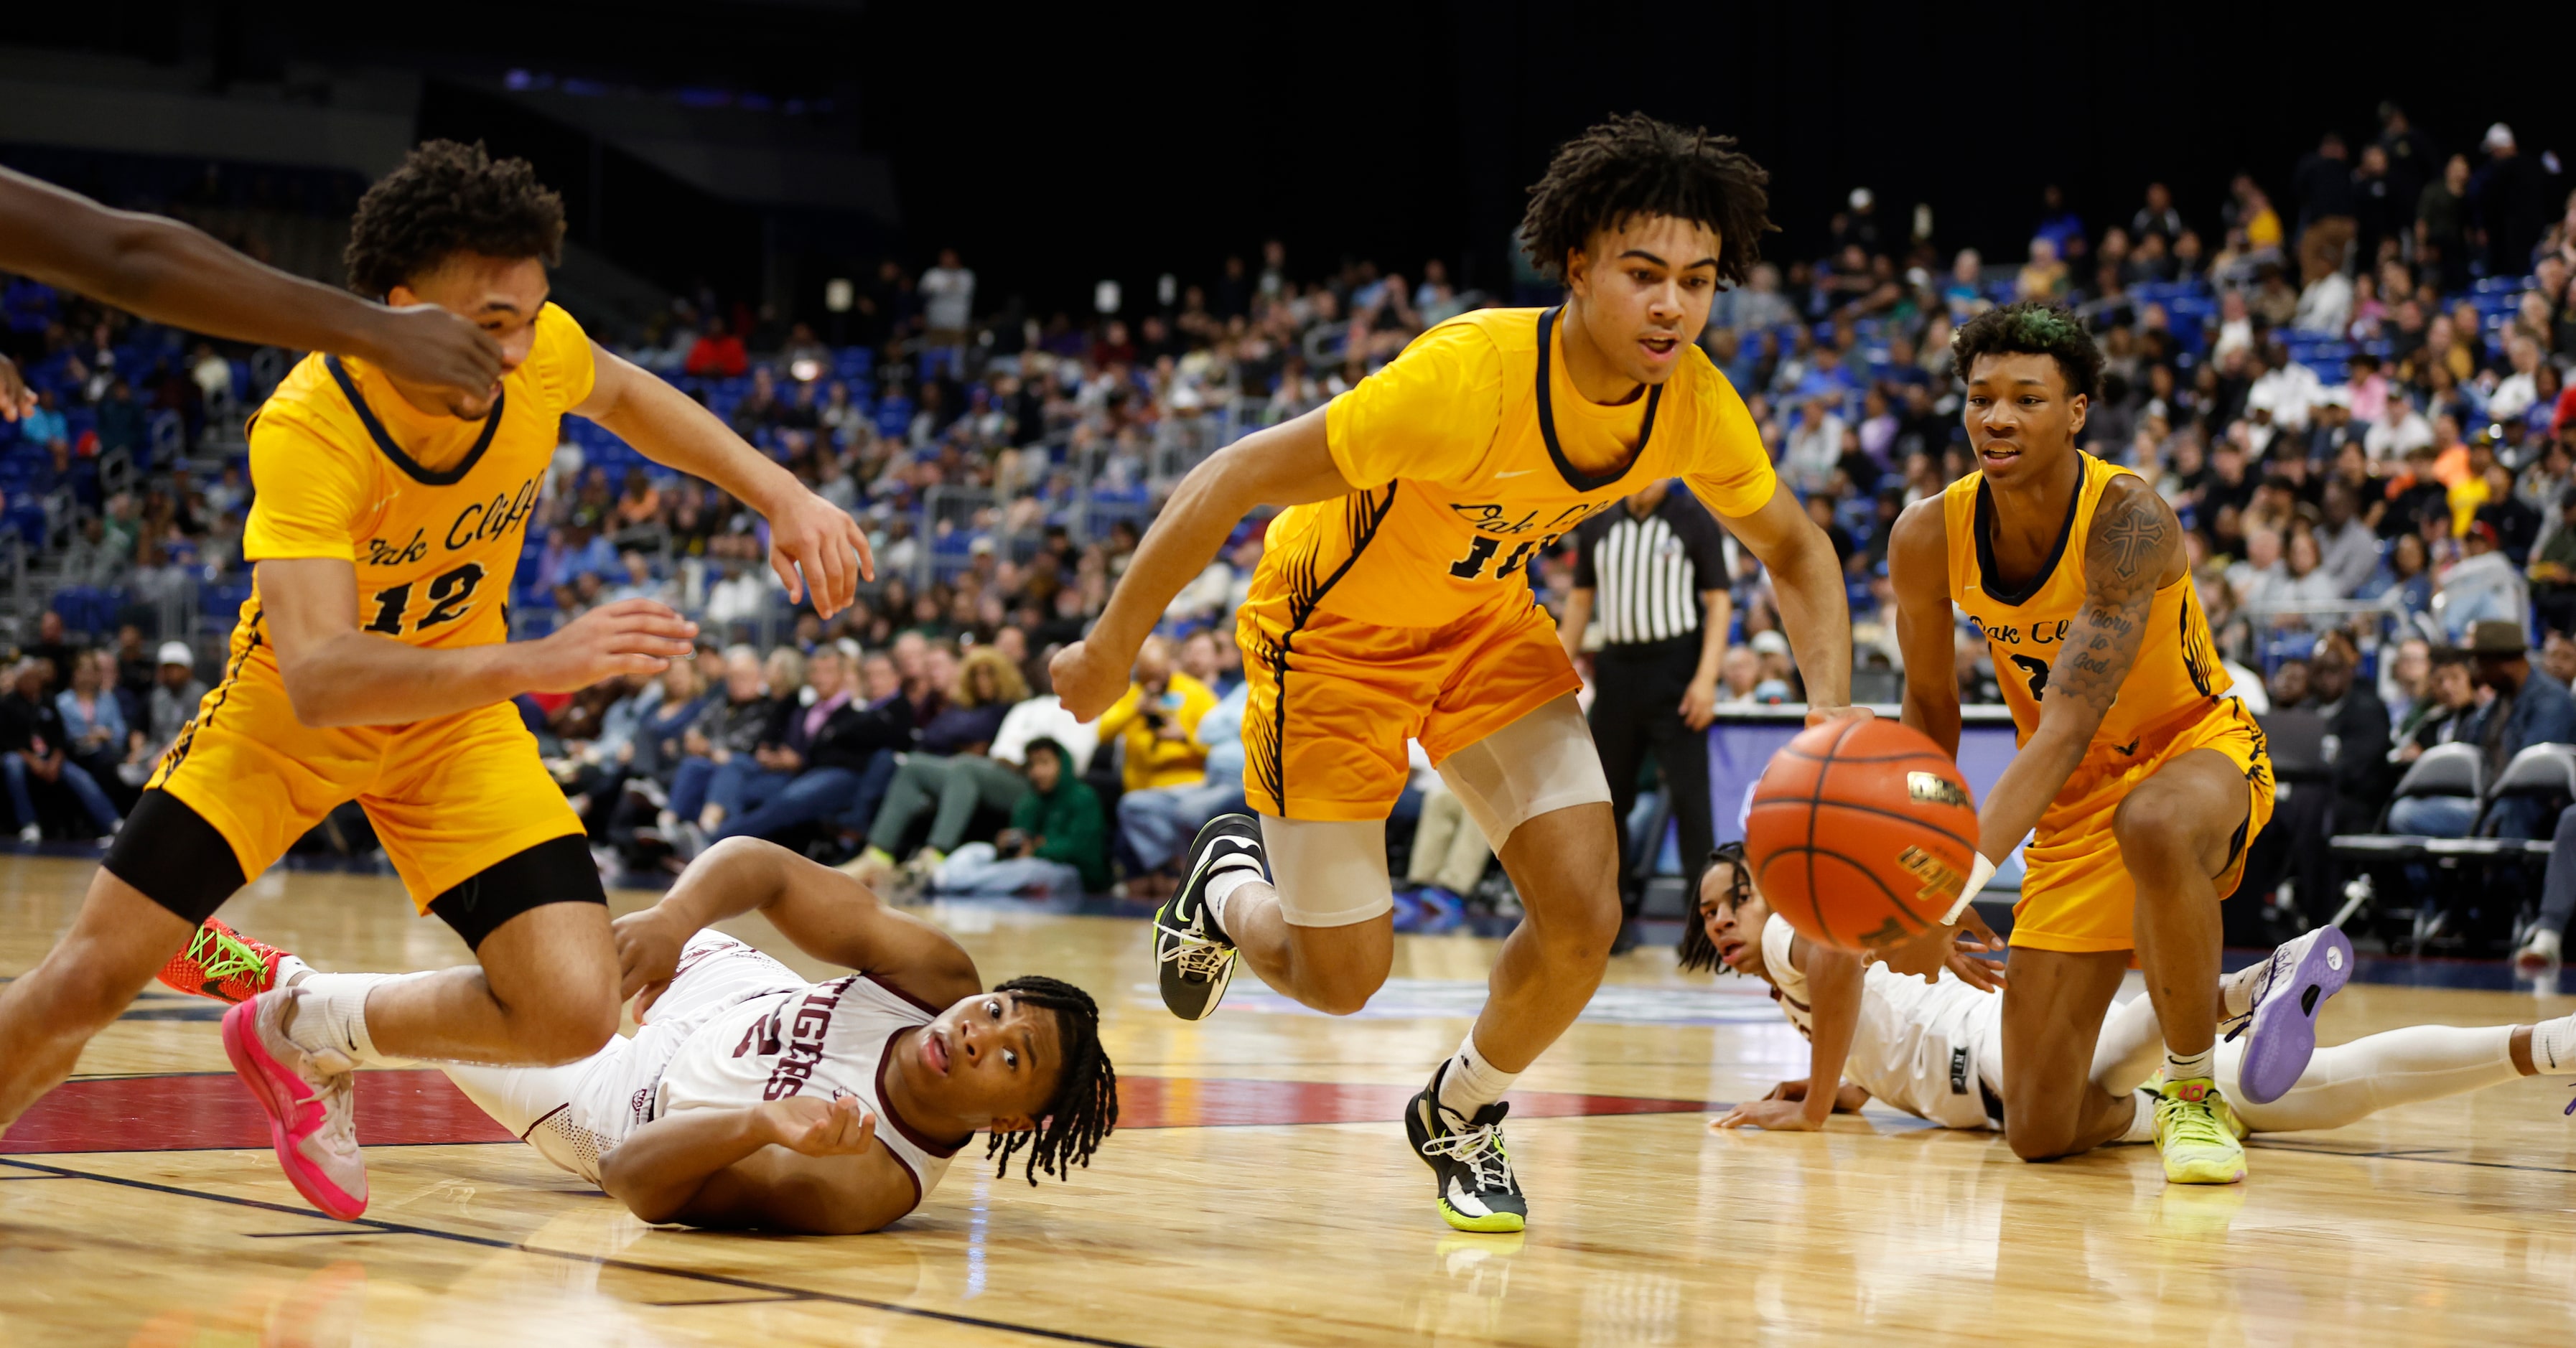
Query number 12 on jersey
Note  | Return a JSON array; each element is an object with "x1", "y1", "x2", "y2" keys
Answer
[{"x1": 365, "y1": 561, "x2": 487, "y2": 635}]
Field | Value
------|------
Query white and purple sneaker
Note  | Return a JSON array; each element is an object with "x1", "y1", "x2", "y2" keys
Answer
[{"x1": 2227, "y1": 926, "x2": 2353, "y2": 1105}]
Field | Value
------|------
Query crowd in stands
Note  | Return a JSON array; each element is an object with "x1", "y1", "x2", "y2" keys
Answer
[{"x1": 0, "y1": 106, "x2": 2572, "y2": 937}]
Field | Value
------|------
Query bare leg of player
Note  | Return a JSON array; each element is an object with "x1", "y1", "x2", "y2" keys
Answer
[
  {"x1": 2117, "y1": 749, "x2": 2250, "y2": 1088},
  {"x1": 317, "y1": 903, "x2": 622, "y2": 1065},
  {"x1": 1467, "y1": 802, "x2": 1621, "y2": 1072},
  {"x1": 0, "y1": 871, "x2": 195, "y2": 1128},
  {"x1": 1999, "y1": 947, "x2": 2134, "y2": 1159},
  {"x1": 1221, "y1": 894, "x2": 1394, "y2": 1016}
]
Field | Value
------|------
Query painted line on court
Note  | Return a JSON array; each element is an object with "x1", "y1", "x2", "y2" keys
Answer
[
  {"x1": 0, "y1": 1155, "x2": 1165, "y2": 1348},
  {"x1": 2245, "y1": 1138, "x2": 2576, "y2": 1176}
]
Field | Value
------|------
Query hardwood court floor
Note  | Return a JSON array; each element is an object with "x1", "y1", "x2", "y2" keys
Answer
[{"x1": 1, "y1": 851, "x2": 2572, "y2": 1345}]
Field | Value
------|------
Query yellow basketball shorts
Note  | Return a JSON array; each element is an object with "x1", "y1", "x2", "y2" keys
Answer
[
  {"x1": 2010, "y1": 700, "x2": 2275, "y2": 955},
  {"x1": 1238, "y1": 593, "x2": 1581, "y2": 822},
  {"x1": 146, "y1": 657, "x2": 584, "y2": 911}
]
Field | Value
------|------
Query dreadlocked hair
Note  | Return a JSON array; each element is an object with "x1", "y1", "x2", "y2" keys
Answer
[
  {"x1": 984, "y1": 975, "x2": 1117, "y2": 1186},
  {"x1": 1676, "y1": 843, "x2": 1750, "y2": 974},
  {"x1": 1949, "y1": 301, "x2": 2105, "y2": 403},
  {"x1": 1518, "y1": 112, "x2": 1774, "y2": 287},
  {"x1": 343, "y1": 140, "x2": 566, "y2": 298}
]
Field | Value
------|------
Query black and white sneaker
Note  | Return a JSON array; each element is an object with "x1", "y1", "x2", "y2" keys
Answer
[
  {"x1": 1152, "y1": 814, "x2": 1258, "y2": 1020},
  {"x1": 1406, "y1": 1061, "x2": 1528, "y2": 1233}
]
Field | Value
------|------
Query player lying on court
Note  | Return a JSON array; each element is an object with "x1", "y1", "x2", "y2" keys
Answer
[
  {"x1": 0, "y1": 141, "x2": 871, "y2": 1217},
  {"x1": 1686, "y1": 848, "x2": 2574, "y2": 1140},
  {"x1": 158, "y1": 838, "x2": 1116, "y2": 1234},
  {"x1": 1875, "y1": 303, "x2": 2343, "y2": 1185},
  {"x1": 1047, "y1": 114, "x2": 1861, "y2": 1232}
]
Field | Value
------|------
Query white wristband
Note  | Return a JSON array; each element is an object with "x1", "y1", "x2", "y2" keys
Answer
[{"x1": 1943, "y1": 853, "x2": 1998, "y2": 925}]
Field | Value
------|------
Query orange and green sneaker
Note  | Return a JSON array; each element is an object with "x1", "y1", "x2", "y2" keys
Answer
[
  {"x1": 2154, "y1": 1076, "x2": 2248, "y2": 1184},
  {"x1": 158, "y1": 918, "x2": 302, "y2": 1005}
]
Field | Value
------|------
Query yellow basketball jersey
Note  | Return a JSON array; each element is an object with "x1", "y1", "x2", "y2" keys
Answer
[
  {"x1": 1941, "y1": 453, "x2": 2231, "y2": 761},
  {"x1": 1243, "y1": 306, "x2": 1776, "y2": 632},
  {"x1": 237, "y1": 302, "x2": 595, "y2": 663}
]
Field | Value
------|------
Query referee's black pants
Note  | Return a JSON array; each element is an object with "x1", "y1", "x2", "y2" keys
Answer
[{"x1": 1587, "y1": 635, "x2": 1715, "y2": 922}]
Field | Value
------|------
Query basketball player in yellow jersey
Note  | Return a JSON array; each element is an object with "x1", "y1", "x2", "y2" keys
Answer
[
  {"x1": 0, "y1": 142, "x2": 869, "y2": 1219},
  {"x1": 1882, "y1": 304, "x2": 2343, "y2": 1186},
  {"x1": 1051, "y1": 116, "x2": 1859, "y2": 1231}
]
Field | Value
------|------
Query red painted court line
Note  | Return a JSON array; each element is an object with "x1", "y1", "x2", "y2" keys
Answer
[{"x1": 1, "y1": 1071, "x2": 1709, "y2": 1154}]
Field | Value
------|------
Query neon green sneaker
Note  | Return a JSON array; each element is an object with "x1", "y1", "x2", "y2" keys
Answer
[{"x1": 2154, "y1": 1077, "x2": 2247, "y2": 1184}]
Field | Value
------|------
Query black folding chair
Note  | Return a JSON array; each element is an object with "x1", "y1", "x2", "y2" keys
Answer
[
  {"x1": 2429, "y1": 743, "x2": 2576, "y2": 947},
  {"x1": 2328, "y1": 741, "x2": 2485, "y2": 953}
]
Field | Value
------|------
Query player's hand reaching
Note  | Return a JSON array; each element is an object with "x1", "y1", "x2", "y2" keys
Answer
[
  {"x1": 0, "y1": 354, "x2": 32, "y2": 421},
  {"x1": 360, "y1": 305, "x2": 505, "y2": 411},
  {"x1": 612, "y1": 904, "x2": 689, "y2": 1010},
  {"x1": 758, "y1": 1092, "x2": 878, "y2": 1158},
  {"x1": 1048, "y1": 639, "x2": 1134, "y2": 721},
  {"x1": 762, "y1": 487, "x2": 873, "y2": 619},
  {"x1": 1873, "y1": 907, "x2": 2007, "y2": 994},
  {"x1": 521, "y1": 599, "x2": 698, "y2": 691}
]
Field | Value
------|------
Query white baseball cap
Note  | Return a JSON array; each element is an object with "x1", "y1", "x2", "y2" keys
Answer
[
  {"x1": 158, "y1": 641, "x2": 193, "y2": 667},
  {"x1": 1750, "y1": 630, "x2": 1791, "y2": 657},
  {"x1": 2484, "y1": 123, "x2": 2516, "y2": 152}
]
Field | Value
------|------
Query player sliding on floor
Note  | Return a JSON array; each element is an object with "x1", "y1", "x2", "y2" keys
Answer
[
  {"x1": 0, "y1": 141, "x2": 869, "y2": 1219},
  {"x1": 1685, "y1": 848, "x2": 2574, "y2": 1139},
  {"x1": 1050, "y1": 114, "x2": 1859, "y2": 1233},
  {"x1": 1877, "y1": 303, "x2": 2338, "y2": 1185},
  {"x1": 157, "y1": 839, "x2": 1116, "y2": 1234}
]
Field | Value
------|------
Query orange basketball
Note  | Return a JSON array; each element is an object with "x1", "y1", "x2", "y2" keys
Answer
[{"x1": 1742, "y1": 717, "x2": 1980, "y2": 952}]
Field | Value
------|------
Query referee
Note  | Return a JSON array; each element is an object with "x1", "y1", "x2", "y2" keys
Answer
[{"x1": 1561, "y1": 477, "x2": 1732, "y2": 953}]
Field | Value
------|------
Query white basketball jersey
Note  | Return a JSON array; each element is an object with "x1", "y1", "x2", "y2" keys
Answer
[
  {"x1": 1760, "y1": 913, "x2": 2003, "y2": 1128},
  {"x1": 656, "y1": 972, "x2": 966, "y2": 1210}
]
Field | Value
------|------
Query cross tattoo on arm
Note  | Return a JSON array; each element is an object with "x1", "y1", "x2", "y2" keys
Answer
[{"x1": 2101, "y1": 510, "x2": 2158, "y2": 581}]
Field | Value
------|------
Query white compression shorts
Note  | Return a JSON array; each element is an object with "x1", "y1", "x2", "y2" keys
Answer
[{"x1": 1261, "y1": 693, "x2": 1612, "y2": 927}]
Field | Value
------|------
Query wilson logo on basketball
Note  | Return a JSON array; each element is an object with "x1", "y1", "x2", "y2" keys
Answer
[
  {"x1": 1895, "y1": 845, "x2": 1966, "y2": 904},
  {"x1": 1905, "y1": 772, "x2": 1971, "y2": 808}
]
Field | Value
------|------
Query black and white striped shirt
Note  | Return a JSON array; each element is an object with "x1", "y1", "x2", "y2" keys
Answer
[{"x1": 1571, "y1": 486, "x2": 1730, "y2": 646}]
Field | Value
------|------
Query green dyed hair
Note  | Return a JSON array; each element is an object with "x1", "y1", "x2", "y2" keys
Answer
[{"x1": 1950, "y1": 301, "x2": 2105, "y2": 403}]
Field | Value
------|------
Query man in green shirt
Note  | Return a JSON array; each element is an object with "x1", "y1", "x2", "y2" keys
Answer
[{"x1": 930, "y1": 739, "x2": 1106, "y2": 897}]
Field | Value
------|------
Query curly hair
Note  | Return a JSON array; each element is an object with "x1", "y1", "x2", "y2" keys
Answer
[
  {"x1": 952, "y1": 645, "x2": 1030, "y2": 708},
  {"x1": 1676, "y1": 843, "x2": 1750, "y2": 974},
  {"x1": 343, "y1": 140, "x2": 566, "y2": 297},
  {"x1": 1949, "y1": 301, "x2": 2105, "y2": 403},
  {"x1": 985, "y1": 975, "x2": 1118, "y2": 1186},
  {"x1": 1518, "y1": 113, "x2": 1774, "y2": 286}
]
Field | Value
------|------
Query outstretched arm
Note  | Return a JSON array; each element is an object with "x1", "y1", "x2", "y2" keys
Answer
[
  {"x1": 1708, "y1": 480, "x2": 1858, "y2": 721},
  {"x1": 1048, "y1": 408, "x2": 1354, "y2": 719},
  {"x1": 1714, "y1": 934, "x2": 1866, "y2": 1131},
  {"x1": 599, "y1": 1090, "x2": 920, "y2": 1233},
  {"x1": 1887, "y1": 499, "x2": 1963, "y2": 756},
  {"x1": 0, "y1": 165, "x2": 501, "y2": 408},
  {"x1": 576, "y1": 348, "x2": 872, "y2": 617},
  {"x1": 613, "y1": 837, "x2": 981, "y2": 1011}
]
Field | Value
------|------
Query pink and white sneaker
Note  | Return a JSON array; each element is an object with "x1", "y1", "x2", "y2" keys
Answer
[{"x1": 222, "y1": 988, "x2": 368, "y2": 1220}]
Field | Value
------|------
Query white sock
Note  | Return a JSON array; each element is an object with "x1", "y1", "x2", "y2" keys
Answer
[
  {"x1": 290, "y1": 973, "x2": 406, "y2": 1068},
  {"x1": 1202, "y1": 861, "x2": 1264, "y2": 930},
  {"x1": 1436, "y1": 1033, "x2": 1519, "y2": 1119},
  {"x1": 2166, "y1": 1047, "x2": 2215, "y2": 1084},
  {"x1": 2116, "y1": 1088, "x2": 2160, "y2": 1143},
  {"x1": 2531, "y1": 1013, "x2": 2576, "y2": 1075},
  {"x1": 2220, "y1": 961, "x2": 2263, "y2": 1022}
]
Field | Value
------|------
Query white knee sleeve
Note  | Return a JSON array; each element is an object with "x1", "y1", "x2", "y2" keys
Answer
[
  {"x1": 1434, "y1": 694, "x2": 1613, "y2": 849},
  {"x1": 1259, "y1": 815, "x2": 1394, "y2": 928}
]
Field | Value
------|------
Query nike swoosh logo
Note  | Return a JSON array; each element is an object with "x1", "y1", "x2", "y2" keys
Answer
[
  {"x1": 2114, "y1": 738, "x2": 2141, "y2": 757},
  {"x1": 1494, "y1": 469, "x2": 1534, "y2": 479}
]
